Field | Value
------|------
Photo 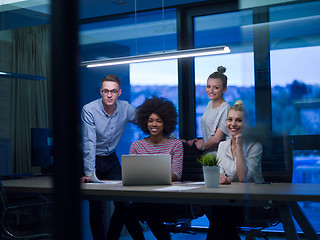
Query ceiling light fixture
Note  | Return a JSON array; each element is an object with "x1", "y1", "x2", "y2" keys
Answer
[
  {"x1": 0, "y1": 71, "x2": 46, "y2": 80},
  {"x1": 81, "y1": 45, "x2": 231, "y2": 68}
]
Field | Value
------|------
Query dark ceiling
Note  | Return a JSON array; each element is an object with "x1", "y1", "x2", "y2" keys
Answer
[
  {"x1": 79, "y1": 0, "x2": 209, "y2": 19},
  {"x1": 0, "y1": 0, "x2": 209, "y2": 30}
]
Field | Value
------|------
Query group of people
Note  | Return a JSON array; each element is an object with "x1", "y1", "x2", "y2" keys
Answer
[{"x1": 80, "y1": 67, "x2": 264, "y2": 240}]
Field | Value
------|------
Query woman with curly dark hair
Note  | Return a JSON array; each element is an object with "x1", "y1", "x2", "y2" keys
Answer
[
  {"x1": 135, "y1": 96, "x2": 177, "y2": 136},
  {"x1": 107, "y1": 96, "x2": 183, "y2": 240},
  {"x1": 131, "y1": 96, "x2": 182, "y2": 182}
]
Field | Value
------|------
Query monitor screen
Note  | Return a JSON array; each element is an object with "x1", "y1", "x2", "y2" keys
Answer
[{"x1": 31, "y1": 128, "x2": 53, "y2": 169}]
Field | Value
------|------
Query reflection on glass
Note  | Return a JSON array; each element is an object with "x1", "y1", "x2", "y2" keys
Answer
[
  {"x1": 130, "y1": 60, "x2": 179, "y2": 141},
  {"x1": 269, "y1": 1, "x2": 320, "y2": 233},
  {"x1": 194, "y1": 54, "x2": 255, "y2": 138},
  {"x1": 79, "y1": 9, "x2": 177, "y2": 62},
  {"x1": 194, "y1": 10, "x2": 254, "y2": 138},
  {"x1": 79, "y1": 9, "x2": 178, "y2": 157},
  {"x1": 194, "y1": 10, "x2": 253, "y2": 49},
  {"x1": 293, "y1": 150, "x2": 320, "y2": 184},
  {"x1": 270, "y1": 46, "x2": 320, "y2": 135},
  {"x1": 270, "y1": 1, "x2": 320, "y2": 136}
]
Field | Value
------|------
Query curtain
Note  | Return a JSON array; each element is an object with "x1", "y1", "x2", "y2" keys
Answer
[{"x1": 11, "y1": 25, "x2": 51, "y2": 174}]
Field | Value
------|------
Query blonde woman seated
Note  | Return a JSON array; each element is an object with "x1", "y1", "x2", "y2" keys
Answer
[{"x1": 206, "y1": 100, "x2": 264, "y2": 240}]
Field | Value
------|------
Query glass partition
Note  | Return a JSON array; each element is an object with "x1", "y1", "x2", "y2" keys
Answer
[
  {"x1": 0, "y1": 0, "x2": 51, "y2": 175},
  {"x1": 79, "y1": 8, "x2": 178, "y2": 155},
  {"x1": 269, "y1": 1, "x2": 320, "y2": 233},
  {"x1": 194, "y1": 10, "x2": 255, "y2": 137},
  {"x1": 270, "y1": 1, "x2": 320, "y2": 136},
  {"x1": 130, "y1": 60, "x2": 179, "y2": 140}
]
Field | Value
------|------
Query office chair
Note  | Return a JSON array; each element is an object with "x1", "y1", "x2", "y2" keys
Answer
[
  {"x1": 163, "y1": 142, "x2": 205, "y2": 235},
  {"x1": 239, "y1": 135, "x2": 293, "y2": 240},
  {"x1": 0, "y1": 180, "x2": 54, "y2": 239}
]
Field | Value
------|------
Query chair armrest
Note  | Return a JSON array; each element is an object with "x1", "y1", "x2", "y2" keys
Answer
[{"x1": 5, "y1": 201, "x2": 53, "y2": 212}]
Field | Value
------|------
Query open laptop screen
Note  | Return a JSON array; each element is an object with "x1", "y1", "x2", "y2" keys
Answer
[{"x1": 121, "y1": 154, "x2": 172, "y2": 186}]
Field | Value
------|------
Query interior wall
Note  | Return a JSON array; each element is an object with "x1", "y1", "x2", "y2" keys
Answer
[
  {"x1": 0, "y1": 36, "x2": 12, "y2": 139},
  {"x1": 0, "y1": 32, "x2": 13, "y2": 175}
]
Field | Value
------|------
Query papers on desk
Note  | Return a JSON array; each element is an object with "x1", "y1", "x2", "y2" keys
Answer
[
  {"x1": 89, "y1": 171, "x2": 120, "y2": 184},
  {"x1": 87, "y1": 181, "x2": 119, "y2": 185},
  {"x1": 184, "y1": 181, "x2": 205, "y2": 185},
  {"x1": 154, "y1": 186, "x2": 199, "y2": 191}
]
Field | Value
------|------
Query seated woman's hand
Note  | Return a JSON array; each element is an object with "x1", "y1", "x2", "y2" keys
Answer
[
  {"x1": 219, "y1": 174, "x2": 231, "y2": 184},
  {"x1": 187, "y1": 139, "x2": 197, "y2": 146},
  {"x1": 234, "y1": 133, "x2": 243, "y2": 149}
]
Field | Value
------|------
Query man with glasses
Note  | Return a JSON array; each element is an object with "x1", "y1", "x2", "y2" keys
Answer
[{"x1": 81, "y1": 74, "x2": 136, "y2": 240}]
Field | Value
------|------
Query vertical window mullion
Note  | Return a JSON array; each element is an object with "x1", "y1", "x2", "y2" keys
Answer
[
  {"x1": 177, "y1": 7, "x2": 196, "y2": 140},
  {"x1": 253, "y1": 6, "x2": 272, "y2": 131},
  {"x1": 253, "y1": 7, "x2": 272, "y2": 131}
]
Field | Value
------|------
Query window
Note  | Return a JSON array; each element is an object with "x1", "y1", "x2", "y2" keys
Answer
[
  {"x1": 79, "y1": 9, "x2": 177, "y2": 61},
  {"x1": 293, "y1": 150, "x2": 320, "y2": 184},
  {"x1": 79, "y1": 9, "x2": 178, "y2": 155},
  {"x1": 130, "y1": 60, "x2": 179, "y2": 140},
  {"x1": 194, "y1": 10, "x2": 255, "y2": 137},
  {"x1": 269, "y1": 2, "x2": 320, "y2": 233},
  {"x1": 270, "y1": 1, "x2": 320, "y2": 135}
]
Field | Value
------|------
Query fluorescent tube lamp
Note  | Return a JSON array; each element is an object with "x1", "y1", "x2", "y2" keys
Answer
[
  {"x1": 81, "y1": 45, "x2": 230, "y2": 68},
  {"x1": 0, "y1": 71, "x2": 46, "y2": 80}
]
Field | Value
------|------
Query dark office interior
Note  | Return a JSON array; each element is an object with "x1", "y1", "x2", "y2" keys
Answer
[{"x1": 1, "y1": 0, "x2": 320, "y2": 239}]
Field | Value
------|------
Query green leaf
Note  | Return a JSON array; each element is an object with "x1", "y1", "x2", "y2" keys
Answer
[{"x1": 196, "y1": 153, "x2": 220, "y2": 166}]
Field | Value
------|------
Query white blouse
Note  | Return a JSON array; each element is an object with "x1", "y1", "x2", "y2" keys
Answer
[{"x1": 217, "y1": 138, "x2": 264, "y2": 183}]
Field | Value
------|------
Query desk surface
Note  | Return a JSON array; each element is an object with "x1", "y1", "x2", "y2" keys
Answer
[
  {"x1": 4, "y1": 177, "x2": 320, "y2": 239},
  {"x1": 2, "y1": 176, "x2": 320, "y2": 204}
]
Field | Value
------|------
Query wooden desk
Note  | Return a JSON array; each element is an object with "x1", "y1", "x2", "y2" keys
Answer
[{"x1": 2, "y1": 177, "x2": 320, "y2": 240}]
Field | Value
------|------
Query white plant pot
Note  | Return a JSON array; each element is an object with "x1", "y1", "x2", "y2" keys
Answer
[{"x1": 203, "y1": 165, "x2": 220, "y2": 188}]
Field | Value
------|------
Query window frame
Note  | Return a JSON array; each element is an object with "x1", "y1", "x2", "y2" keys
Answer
[
  {"x1": 177, "y1": 1, "x2": 320, "y2": 150},
  {"x1": 79, "y1": 0, "x2": 320, "y2": 149}
]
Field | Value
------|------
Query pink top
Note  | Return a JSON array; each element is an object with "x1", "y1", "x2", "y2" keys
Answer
[{"x1": 129, "y1": 138, "x2": 183, "y2": 180}]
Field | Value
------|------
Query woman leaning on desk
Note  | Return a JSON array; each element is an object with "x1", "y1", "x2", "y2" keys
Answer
[
  {"x1": 107, "y1": 96, "x2": 183, "y2": 240},
  {"x1": 206, "y1": 100, "x2": 264, "y2": 240}
]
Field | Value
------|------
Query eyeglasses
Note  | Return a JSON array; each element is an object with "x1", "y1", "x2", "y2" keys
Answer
[{"x1": 101, "y1": 89, "x2": 119, "y2": 95}]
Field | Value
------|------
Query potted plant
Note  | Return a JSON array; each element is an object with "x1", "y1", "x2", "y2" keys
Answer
[{"x1": 197, "y1": 153, "x2": 220, "y2": 188}]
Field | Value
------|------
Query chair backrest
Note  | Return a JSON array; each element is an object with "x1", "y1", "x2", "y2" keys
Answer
[
  {"x1": 0, "y1": 180, "x2": 8, "y2": 222},
  {"x1": 241, "y1": 136, "x2": 293, "y2": 230},
  {"x1": 180, "y1": 135, "x2": 293, "y2": 183},
  {"x1": 261, "y1": 136, "x2": 293, "y2": 183},
  {"x1": 181, "y1": 143, "x2": 204, "y2": 182}
]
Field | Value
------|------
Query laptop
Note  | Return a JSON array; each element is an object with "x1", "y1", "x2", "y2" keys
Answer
[{"x1": 121, "y1": 154, "x2": 172, "y2": 186}]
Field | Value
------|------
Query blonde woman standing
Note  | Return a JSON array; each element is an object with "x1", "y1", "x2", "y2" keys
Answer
[{"x1": 187, "y1": 66, "x2": 230, "y2": 153}]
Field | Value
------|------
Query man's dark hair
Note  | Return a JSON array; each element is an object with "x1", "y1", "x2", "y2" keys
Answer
[{"x1": 101, "y1": 74, "x2": 121, "y2": 88}]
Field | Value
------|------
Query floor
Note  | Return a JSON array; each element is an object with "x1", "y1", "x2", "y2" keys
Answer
[
  {"x1": 118, "y1": 222, "x2": 290, "y2": 240},
  {"x1": 80, "y1": 200, "x2": 320, "y2": 240},
  {"x1": 119, "y1": 229, "x2": 288, "y2": 240},
  {"x1": 116, "y1": 206, "x2": 320, "y2": 240}
]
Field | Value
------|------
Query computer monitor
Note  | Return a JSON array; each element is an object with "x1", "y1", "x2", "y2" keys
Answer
[{"x1": 31, "y1": 128, "x2": 53, "y2": 173}]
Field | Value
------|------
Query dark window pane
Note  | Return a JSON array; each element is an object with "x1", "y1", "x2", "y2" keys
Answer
[
  {"x1": 130, "y1": 60, "x2": 179, "y2": 140},
  {"x1": 79, "y1": 9, "x2": 178, "y2": 155},
  {"x1": 270, "y1": 2, "x2": 320, "y2": 135},
  {"x1": 194, "y1": 10, "x2": 255, "y2": 137}
]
